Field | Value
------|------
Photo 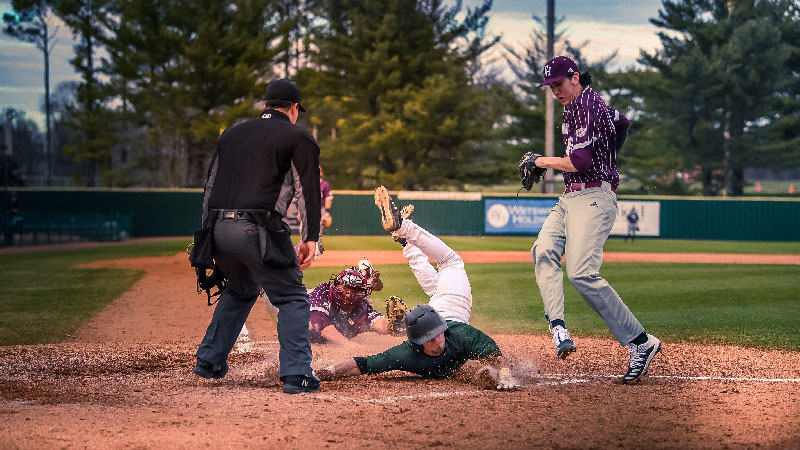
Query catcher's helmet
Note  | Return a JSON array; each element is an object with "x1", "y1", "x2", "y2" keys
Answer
[
  {"x1": 405, "y1": 305, "x2": 448, "y2": 345},
  {"x1": 330, "y1": 268, "x2": 371, "y2": 308}
]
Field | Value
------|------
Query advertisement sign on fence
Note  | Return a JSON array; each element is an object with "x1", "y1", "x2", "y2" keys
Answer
[
  {"x1": 611, "y1": 201, "x2": 660, "y2": 237},
  {"x1": 484, "y1": 198, "x2": 558, "y2": 234}
]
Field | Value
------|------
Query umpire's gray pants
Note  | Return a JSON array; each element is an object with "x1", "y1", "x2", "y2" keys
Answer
[
  {"x1": 196, "y1": 215, "x2": 313, "y2": 378},
  {"x1": 532, "y1": 182, "x2": 644, "y2": 346}
]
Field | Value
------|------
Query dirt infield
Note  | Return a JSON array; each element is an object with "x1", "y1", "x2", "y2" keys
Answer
[{"x1": 1, "y1": 251, "x2": 799, "y2": 449}]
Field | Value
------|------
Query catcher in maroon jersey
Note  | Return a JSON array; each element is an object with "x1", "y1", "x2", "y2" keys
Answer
[{"x1": 308, "y1": 268, "x2": 390, "y2": 344}]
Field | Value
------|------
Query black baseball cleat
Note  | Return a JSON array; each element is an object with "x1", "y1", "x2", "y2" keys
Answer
[
  {"x1": 622, "y1": 334, "x2": 662, "y2": 384},
  {"x1": 193, "y1": 359, "x2": 229, "y2": 379},
  {"x1": 282, "y1": 374, "x2": 321, "y2": 394},
  {"x1": 374, "y1": 186, "x2": 402, "y2": 232}
]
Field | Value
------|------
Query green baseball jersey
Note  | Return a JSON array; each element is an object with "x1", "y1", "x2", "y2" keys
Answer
[{"x1": 361, "y1": 321, "x2": 502, "y2": 379}]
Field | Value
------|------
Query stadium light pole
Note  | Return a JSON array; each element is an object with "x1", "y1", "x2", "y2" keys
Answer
[
  {"x1": 3, "y1": 109, "x2": 12, "y2": 210},
  {"x1": 543, "y1": 0, "x2": 555, "y2": 194},
  {"x1": 3, "y1": 109, "x2": 13, "y2": 246}
]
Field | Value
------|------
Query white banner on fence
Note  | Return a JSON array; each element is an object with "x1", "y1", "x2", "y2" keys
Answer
[{"x1": 611, "y1": 201, "x2": 660, "y2": 237}]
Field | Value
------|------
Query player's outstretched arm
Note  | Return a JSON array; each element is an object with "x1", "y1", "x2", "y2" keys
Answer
[{"x1": 317, "y1": 358, "x2": 362, "y2": 381}]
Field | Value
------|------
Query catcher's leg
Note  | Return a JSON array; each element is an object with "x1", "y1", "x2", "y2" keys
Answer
[
  {"x1": 397, "y1": 219, "x2": 472, "y2": 323},
  {"x1": 563, "y1": 187, "x2": 644, "y2": 346}
]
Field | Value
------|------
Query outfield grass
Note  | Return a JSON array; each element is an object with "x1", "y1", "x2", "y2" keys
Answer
[
  {"x1": 1, "y1": 237, "x2": 799, "y2": 350},
  {"x1": 303, "y1": 261, "x2": 800, "y2": 351},
  {"x1": 320, "y1": 235, "x2": 800, "y2": 254},
  {"x1": 0, "y1": 239, "x2": 188, "y2": 345}
]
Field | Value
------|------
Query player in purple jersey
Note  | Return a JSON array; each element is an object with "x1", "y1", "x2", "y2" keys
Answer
[
  {"x1": 308, "y1": 268, "x2": 390, "y2": 345},
  {"x1": 529, "y1": 56, "x2": 661, "y2": 384}
]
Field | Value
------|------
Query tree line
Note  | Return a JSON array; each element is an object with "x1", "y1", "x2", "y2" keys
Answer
[{"x1": 2, "y1": 0, "x2": 798, "y2": 195}]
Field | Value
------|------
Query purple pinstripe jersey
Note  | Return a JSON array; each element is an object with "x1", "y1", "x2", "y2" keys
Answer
[
  {"x1": 561, "y1": 87, "x2": 620, "y2": 189},
  {"x1": 308, "y1": 283, "x2": 382, "y2": 343}
]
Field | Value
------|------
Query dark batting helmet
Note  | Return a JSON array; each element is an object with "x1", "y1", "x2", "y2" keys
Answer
[{"x1": 405, "y1": 305, "x2": 448, "y2": 345}]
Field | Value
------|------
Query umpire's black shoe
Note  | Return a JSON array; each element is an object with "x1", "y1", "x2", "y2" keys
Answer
[
  {"x1": 282, "y1": 374, "x2": 320, "y2": 394},
  {"x1": 193, "y1": 359, "x2": 229, "y2": 379}
]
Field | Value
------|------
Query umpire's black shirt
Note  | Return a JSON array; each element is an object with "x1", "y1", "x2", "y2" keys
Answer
[{"x1": 203, "y1": 109, "x2": 321, "y2": 242}]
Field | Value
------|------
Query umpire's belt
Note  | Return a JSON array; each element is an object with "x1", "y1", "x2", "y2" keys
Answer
[{"x1": 214, "y1": 209, "x2": 272, "y2": 221}]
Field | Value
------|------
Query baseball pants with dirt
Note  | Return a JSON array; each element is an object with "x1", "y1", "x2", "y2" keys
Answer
[
  {"x1": 532, "y1": 181, "x2": 644, "y2": 345},
  {"x1": 195, "y1": 214, "x2": 313, "y2": 378},
  {"x1": 397, "y1": 219, "x2": 472, "y2": 324}
]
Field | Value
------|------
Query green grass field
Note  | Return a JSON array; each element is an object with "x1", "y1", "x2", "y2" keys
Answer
[
  {"x1": 1, "y1": 237, "x2": 799, "y2": 350},
  {"x1": 320, "y1": 235, "x2": 800, "y2": 254},
  {"x1": 0, "y1": 240, "x2": 188, "y2": 345}
]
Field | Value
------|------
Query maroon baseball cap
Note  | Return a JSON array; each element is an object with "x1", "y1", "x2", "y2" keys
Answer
[{"x1": 538, "y1": 56, "x2": 579, "y2": 87}]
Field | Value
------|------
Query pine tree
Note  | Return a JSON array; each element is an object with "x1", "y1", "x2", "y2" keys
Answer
[
  {"x1": 304, "y1": 0, "x2": 502, "y2": 189},
  {"x1": 2, "y1": 0, "x2": 58, "y2": 186},
  {"x1": 104, "y1": 0, "x2": 284, "y2": 187},
  {"x1": 53, "y1": 0, "x2": 117, "y2": 187},
  {"x1": 640, "y1": 0, "x2": 793, "y2": 195}
]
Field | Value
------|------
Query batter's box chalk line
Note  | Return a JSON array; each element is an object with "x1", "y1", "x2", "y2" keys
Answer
[
  {"x1": 543, "y1": 373, "x2": 800, "y2": 383},
  {"x1": 312, "y1": 373, "x2": 800, "y2": 404}
]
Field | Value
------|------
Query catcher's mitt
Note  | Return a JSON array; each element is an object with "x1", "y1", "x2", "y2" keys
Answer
[
  {"x1": 518, "y1": 151, "x2": 546, "y2": 191},
  {"x1": 385, "y1": 296, "x2": 407, "y2": 337}
]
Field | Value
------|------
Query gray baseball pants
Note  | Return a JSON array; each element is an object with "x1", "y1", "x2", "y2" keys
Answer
[
  {"x1": 196, "y1": 215, "x2": 313, "y2": 378},
  {"x1": 532, "y1": 181, "x2": 644, "y2": 346}
]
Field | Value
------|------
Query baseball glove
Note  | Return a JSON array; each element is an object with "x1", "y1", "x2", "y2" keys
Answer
[
  {"x1": 385, "y1": 296, "x2": 407, "y2": 337},
  {"x1": 518, "y1": 151, "x2": 546, "y2": 191}
]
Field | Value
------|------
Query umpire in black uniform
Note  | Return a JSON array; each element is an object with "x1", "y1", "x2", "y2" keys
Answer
[{"x1": 194, "y1": 79, "x2": 322, "y2": 394}]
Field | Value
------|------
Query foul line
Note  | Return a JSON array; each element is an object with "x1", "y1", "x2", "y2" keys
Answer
[
  {"x1": 310, "y1": 374, "x2": 800, "y2": 404},
  {"x1": 543, "y1": 373, "x2": 800, "y2": 383}
]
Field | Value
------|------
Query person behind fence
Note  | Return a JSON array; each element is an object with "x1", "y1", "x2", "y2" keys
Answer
[
  {"x1": 319, "y1": 165, "x2": 333, "y2": 236},
  {"x1": 193, "y1": 79, "x2": 322, "y2": 394},
  {"x1": 625, "y1": 207, "x2": 639, "y2": 242},
  {"x1": 3, "y1": 192, "x2": 19, "y2": 246}
]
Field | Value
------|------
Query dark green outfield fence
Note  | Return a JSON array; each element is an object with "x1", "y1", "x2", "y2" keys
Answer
[{"x1": 10, "y1": 189, "x2": 800, "y2": 241}]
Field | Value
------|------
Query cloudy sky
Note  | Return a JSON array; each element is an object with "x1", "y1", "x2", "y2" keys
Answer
[{"x1": 1, "y1": 0, "x2": 666, "y2": 127}]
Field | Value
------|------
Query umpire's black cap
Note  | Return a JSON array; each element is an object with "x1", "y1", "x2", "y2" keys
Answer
[{"x1": 265, "y1": 79, "x2": 306, "y2": 112}]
